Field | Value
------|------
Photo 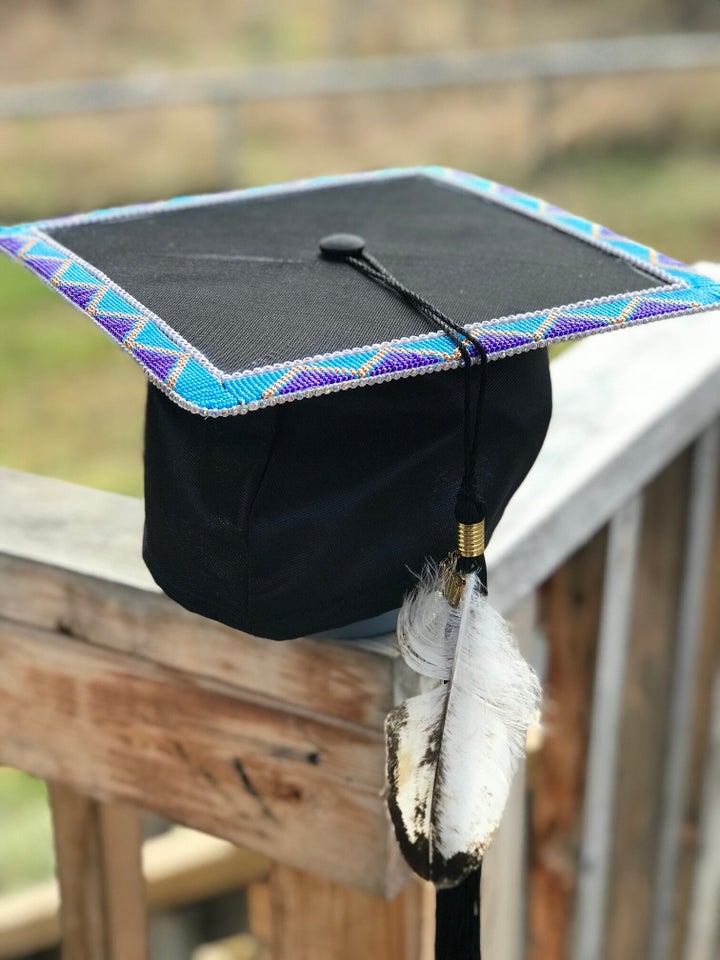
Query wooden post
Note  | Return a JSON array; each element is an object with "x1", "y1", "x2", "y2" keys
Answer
[
  {"x1": 603, "y1": 452, "x2": 691, "y2": 960},
  {"x1": 573, "y1": 494, "x2": 643, "y2": 960},
  {"x1": 49, "y1": 785, "x2": 148, "y2": 960},
  {"x1": 266, "y1": 865, "x2": 433, "y2": 960},
  {"x1": 481, "y1": 594, "x2": 542, "y2": 960},
  {"x1": 672, "y1": 437, "x2": 720, "y2": 959},
  {"x1": 683, "y1": 671, "x2": 720, "y2": 960},
  {"x1": 649, "y1": 425, "x2": 720, "y2": 960},
  {"x1": 527, "y1": 528, "x2": 608, "y2": 960}
]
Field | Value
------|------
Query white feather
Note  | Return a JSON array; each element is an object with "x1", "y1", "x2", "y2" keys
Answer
[
  {"x1": 386, "y1": 570, "x2": 541, "y2": 886},
  {"x1": 396, "y1": 562, "x2": 459, "y2": 680}
]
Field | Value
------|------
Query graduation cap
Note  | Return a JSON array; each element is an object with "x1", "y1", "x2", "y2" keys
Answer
[{"x1": 3, "y1": 167, "x2": 719, "y2": 958}]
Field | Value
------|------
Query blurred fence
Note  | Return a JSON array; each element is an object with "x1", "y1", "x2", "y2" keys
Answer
[{"x1": 1, "y1": 32, "x2": 719, "y2": 180}]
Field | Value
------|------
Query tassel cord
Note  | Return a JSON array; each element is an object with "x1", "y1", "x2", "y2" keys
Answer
[
  {"x1": 344, "y1": 250, "x2": 488, "y2": 506},
  {"x1": 319, "y1": 236, "x2": 489, "y2": 553}
]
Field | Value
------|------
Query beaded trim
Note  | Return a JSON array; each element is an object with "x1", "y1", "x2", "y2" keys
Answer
[{"x1": 2, "y1": 166, "x2": 719, "y2": 417}]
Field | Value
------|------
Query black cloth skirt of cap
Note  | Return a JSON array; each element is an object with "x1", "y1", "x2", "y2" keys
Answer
[{"x1": 143, "y1": 348, "x2": 552, "y2": 640}]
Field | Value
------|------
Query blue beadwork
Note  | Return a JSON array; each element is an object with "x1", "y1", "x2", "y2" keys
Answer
[{"x1": 1, "y1": 167, "x2": 719, "y2": 415}]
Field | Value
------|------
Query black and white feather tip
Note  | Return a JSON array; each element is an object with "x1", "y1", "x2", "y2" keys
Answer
[{"x1": 385, "y1": 568, "x2": 541, "y2": 887}]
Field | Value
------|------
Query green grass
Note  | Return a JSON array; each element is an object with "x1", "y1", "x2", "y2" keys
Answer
[{"x1": 0, "y1": 770, "x2": 54, "y2": 893}]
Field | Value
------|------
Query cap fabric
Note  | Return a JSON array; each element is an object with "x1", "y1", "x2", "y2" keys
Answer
[
  {"x1": 143, "y1": 350, "x2": 551, "y2": 638},
  {"x1": 2, "y1": 166, "x2": 719, "y2": 640}
]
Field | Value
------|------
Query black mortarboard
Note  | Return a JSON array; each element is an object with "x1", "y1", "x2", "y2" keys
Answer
[{"x1": 3, "y1": 167, "x2": 719, "y2": 957}]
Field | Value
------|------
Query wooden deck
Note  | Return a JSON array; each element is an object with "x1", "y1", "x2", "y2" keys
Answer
[{"x1": 0, "y1": 267, "x2": 719, "y2": 958}]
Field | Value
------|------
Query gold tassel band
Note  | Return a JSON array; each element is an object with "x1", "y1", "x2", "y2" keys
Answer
[
  {"x1": 457, "y1": 520, "x2": 485, "y2": 558},
  {"x1": 441, "y1": 521, "x2": 486, "y2": 608}
]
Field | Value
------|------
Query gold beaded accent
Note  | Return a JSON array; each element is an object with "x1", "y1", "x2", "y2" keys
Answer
[
  {"x1": 440, "y1": 552, "x2": 466, "y2": 609},
  {"x1": 457, "y1": 520, "x2": 485, "y2": 558}
]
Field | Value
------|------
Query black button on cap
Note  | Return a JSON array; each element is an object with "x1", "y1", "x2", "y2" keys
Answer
[{"x1": 319, "y1": 233, "x2": 365, "y2": 260}]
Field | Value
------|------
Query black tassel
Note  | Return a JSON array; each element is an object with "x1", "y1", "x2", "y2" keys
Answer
[{"x1": 435, "y1": 865, "x2": 482, "y2": 960}]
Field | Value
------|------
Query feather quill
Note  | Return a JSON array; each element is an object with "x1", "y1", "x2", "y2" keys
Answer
[{"x1": 386, "y1": 569, "x2": 541, "y2": 886}]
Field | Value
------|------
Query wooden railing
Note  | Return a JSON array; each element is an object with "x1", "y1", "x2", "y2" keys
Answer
[
  {"x1": 2, "y1": 34, "x2": 718, "y2": 120},
  {"x1": 1, "y1": 34, "x2": 718, "y2": 182},
  {"x1": 0, "y1": 829, "x2": 270, "y2": 958},
  {"x1": 0, "y1": 266, "x2": 718, "y2": 959}
]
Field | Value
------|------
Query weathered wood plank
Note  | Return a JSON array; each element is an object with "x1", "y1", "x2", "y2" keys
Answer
[
  {"x1": 649, "y1": 424, "x2": 720, "y2": 960},
  {"x1": 0, "y1": 554, "x2": 396, "y2": 731},
  {"x1": 0, "y1": 468, "x2": 150, "y2": 592},
  {"x1": 267, "y1": 865, "x2": 433, "y2": 960},
  {"x1": 49, "y1": 786, "x2": 147, "y2": 960},
  {"x1": 603, "y1": 452, "x2": 691, "y2": 960},
  {"x1": 0, "y1": 619, "x2": 403, "y2": 896},
  {"x1": 528, "y1": 528, "x2": 608, "y2": 960},
  {"x1": 573, "y1": 494, "x2": 643, "y2": 960}
]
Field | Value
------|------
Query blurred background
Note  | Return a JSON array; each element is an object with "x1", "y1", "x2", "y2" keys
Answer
[{"x1": 0, "y1": 0, "x2": 719, "y2": 954}]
